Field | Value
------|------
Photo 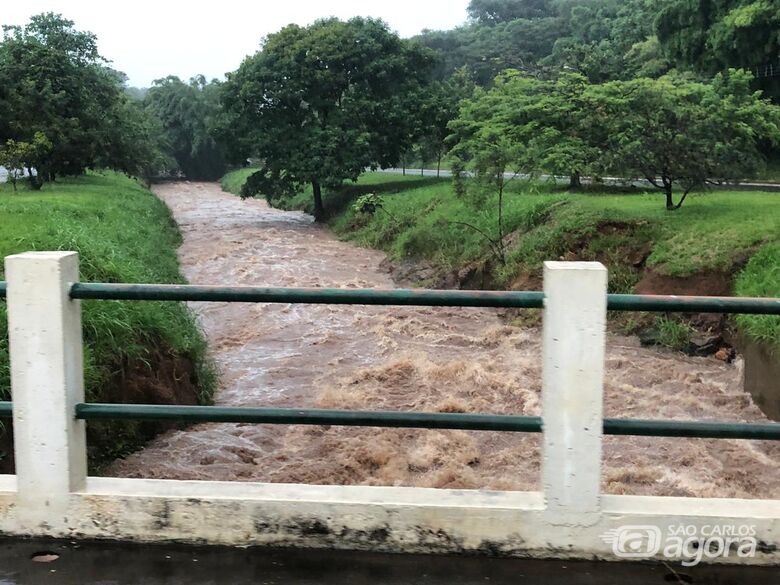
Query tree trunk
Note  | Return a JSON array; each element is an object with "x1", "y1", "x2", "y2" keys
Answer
[
  {"x1": 665, "y1": 185, "x2": 675, "y2": 211},
  {"x1": 497, "y1": 176, "x2": 505, "y2": 264},
  {"x1": 437, "y1": 152, "x2": 442, "y2": 178},
  {"x1": 569, "y1": 172, "x2": 581, "y2": 189},
  {"x1": 312, "y1": 180, "x2": 324, "y2": 222},
  {"x1": 27, "y1": 166, "x2": 42, "y2": 191}
]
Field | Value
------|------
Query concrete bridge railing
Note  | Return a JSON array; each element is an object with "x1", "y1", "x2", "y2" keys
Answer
[{"x1": 0, "y1": 251, "x2": 778, "y2": 566}]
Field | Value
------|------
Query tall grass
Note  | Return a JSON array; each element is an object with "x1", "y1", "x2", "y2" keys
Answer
[{"x1": 0, "y1": 172, "x2": 216, "y2": 465}]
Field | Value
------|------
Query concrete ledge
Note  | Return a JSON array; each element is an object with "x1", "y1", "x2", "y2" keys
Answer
[{"x1": 0, "y1": 476, "x2": 776, "y2": 565}]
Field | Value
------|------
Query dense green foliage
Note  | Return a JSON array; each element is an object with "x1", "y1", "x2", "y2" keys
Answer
[
  {"x1": 0, "y1": 172, "x2": 215, "y2": 466},
  {"x1": 657, "y1": 0, "x2": 780, "y2": 100},
  {"x1": 220, "y1": 17, "x2": 435, "y2": 220},
  {"x1": 0, "y1": 13, "x2": 167, "y2": 184},
  {"x1": 406, "y1": 1, "x2": 780, "y2": 182},
  {"x1": 144, "y1": 75, "x2": 226, "y2": 180},
  {"x1": 448, "y1": 69, "x2": 780, "y2": 210},
  {"x1": 0, "y1": 132, "x2": 51, "y2": 191},
  {"x1": 417, "y1": 0, "x2": 668, "y2": 85},
  {"x1": 418, "y1": 1, "x2": 779, "y2": 98}
]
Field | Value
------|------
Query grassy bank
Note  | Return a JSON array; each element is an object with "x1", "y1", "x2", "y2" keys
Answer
[
  {"x1": 221, "y1": 170, "x2": 780, "y2": 350},
  {"x1": 0, "y1": 172, "x2": 215, "y2": 469}
]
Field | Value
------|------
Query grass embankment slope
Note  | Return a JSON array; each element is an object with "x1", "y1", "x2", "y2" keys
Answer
[
  {"x1": 223, "y1": 169, "x2": 780, "y2": 351},
  {"x1": 0, "y1": 172, "x2": 215, "y2": 470}
]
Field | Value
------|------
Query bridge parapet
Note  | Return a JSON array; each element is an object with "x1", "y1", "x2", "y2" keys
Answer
[{"x1": 0, "y1": 251, "x2": 778, "y2": 565}]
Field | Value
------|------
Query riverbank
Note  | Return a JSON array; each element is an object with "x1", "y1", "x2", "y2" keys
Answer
[
  {"x1": 221, "y1": 169, "x2": 780, "y2": 356},
  {"x1": 0, "y1": 172, "x2": 215, "y2": 471},
  {"x1": 111, "y1": 181, "x2": 777, "y2": 499}
]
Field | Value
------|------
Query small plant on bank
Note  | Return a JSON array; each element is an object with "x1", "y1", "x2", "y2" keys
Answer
[
  {"x1": 655, "y1": 316, "x2": 695, "y2": 352},
  {"x1": 353, "y1": 193, "x2": 400, "y2": 224}
]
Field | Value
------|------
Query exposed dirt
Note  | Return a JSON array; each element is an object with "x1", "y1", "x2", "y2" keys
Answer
[
  {"x1": 636, "y1": 269, "x2": 734, "y2": 297},
  {"x1": 107, "y1": 182, "x2": 778, "y2": 499},
  {"x1": 106, "y1": 345, "x2": 199, "y2": 407},
  {"x1": 0, "y1": 342, "x2": 201, "y2": 474}
]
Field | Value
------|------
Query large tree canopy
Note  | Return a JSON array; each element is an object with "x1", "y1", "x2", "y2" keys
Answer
[
  {"x1": 448, "y1": 68, "x2": 780, "y2": 210},
  {"x1": 417, "y1": 0, "x2": 669, "y2": 85},
  {"x1": 467, "y1": 0, "x2": 555, "y2": 24},
  {"x1": 221, "y1": 17, "x2": 434, "y2": 220},
  {"x1": 0, "y1": 13, "x2": 166, "y2": 185},
  {"x1": 144, "y1": 75, "x2": 226, "y2": 181},
  {"x1": 657, "y1": 0, "x2": 780, "y2": 100},
  {"x1": 586, "y1": 70, "x2": 780, "y2": 208}
]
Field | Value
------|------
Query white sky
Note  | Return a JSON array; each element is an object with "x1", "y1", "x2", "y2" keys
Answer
[{"x1": 2, "y1": 1, "x2": 471, "y2": 87}]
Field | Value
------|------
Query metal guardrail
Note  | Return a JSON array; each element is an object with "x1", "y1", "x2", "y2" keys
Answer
[
  {"x1": 0, "y1": 402, "x2": 777, "y2": 441},
  {"x1": 3, "y1": 281, "x2": 780, "y2": 314},
  {"x1": 1, "y1": 280, "x2": 778, "y2": 442}
]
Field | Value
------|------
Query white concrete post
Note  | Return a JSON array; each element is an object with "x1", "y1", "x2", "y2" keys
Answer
[
  {"x1": 6, "y1": 251, "x2": 86, "y2": 522},
  {"x1": 542, "y1": 261, "x2": 607, "y2": 524}
]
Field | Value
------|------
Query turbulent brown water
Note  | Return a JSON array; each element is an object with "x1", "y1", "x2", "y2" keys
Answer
[{"x1": 109, "y1": 182, "x2": 779, "y2": 499}]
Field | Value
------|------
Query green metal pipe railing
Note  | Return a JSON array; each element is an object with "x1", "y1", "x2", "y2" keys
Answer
[
  {"x1": 74, "y1": 404, "x2": 544, "y2": 432},
  {"x1": 607, "y1": 293, "x2": 780, "y2": 315},
  {"x1": 0, "y1": 402, "x2": 777, "y2": 440},
  {"x1": 65, "y1": 284, "x2": 780, "y2": 314},
  {"x1": 1, "y1": 281, "x2": 779, "y2": 314},
  {"x1": 68, "y1": 283, "x2": 546, "y2": 309},
  {"x1": 62, "y1": 403, "x2": 780, "y2": 440},
  {"x1": 1, "y1": 279, "x2": 779, "y2": 446}
]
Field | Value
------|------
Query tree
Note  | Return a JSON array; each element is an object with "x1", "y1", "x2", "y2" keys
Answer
[
  {"x1": 415, "y1": 69, "x2": 475, "y2": 176},
  {"x1": 0, "y1": 13, "x2": 164, "y2": 183},
  {"x1": 467, "y1": 0, "x2": 554, "y2": 24},
  {"x1": 144, "y1": 75, "x2": 226, "y2": 180},
  {"x1": 657, "y1": 0, "x2": 780, "y2": 100},
  {"x1": 448, "y1": 71, "x2": 548, "y2": 261},
  {"x1": 448, "y1": 70, "x2": 594, "y2": 189},
  {"x1": 99, "y1": 94, "x2": 171, "y2": 184},
  {"x1": 584, "y1": 70, "x2": 780, "y2": 209},
  {"x1": 221, "y1": 18, "x2": 434, "y2": 220},
  {"x1": 418, "y1": 0, "x2": 669, "y2": 86},
  {"x1": 0, "y1": 133, "x2": 51, "y2": 191},
  {"x1": 523, "y1": 72, "x2": 599, "y2": 187}
]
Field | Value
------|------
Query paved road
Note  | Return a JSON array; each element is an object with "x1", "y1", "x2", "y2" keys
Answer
[
  {"x1": 0, "y1": 167, "x2": 34, "y2": 183},
  {"x1": 379, "y1": 168, "x2": 780, "y2": 192},
  {"x1": 0, "y1": 539, "x2": 777, "y2": 584}
]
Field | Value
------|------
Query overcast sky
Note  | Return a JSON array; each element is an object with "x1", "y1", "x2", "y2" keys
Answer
[{"x1": 2, "y1": 0, "x2": 471, "y2": 87}]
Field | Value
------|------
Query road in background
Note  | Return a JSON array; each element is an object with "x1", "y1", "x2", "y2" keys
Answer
[{"x1": 378, "y1": 168, "x2": 780, "y2": 192}]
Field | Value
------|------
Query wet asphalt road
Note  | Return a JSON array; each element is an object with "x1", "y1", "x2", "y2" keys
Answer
[{"x1": 0, "y1": 539, "x2": 777, "y2": 584}]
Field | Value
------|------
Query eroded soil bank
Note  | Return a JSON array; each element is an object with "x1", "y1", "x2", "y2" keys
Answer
[{"x1": 110, "y1": 182, "x2": 778, "y2": 499}]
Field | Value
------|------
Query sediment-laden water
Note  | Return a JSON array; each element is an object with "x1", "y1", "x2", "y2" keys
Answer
[{"x1": 109, "y1": 182, "x2": 779, "y2": 498}]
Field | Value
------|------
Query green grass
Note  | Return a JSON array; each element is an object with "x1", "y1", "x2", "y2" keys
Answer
[
  {"x1": 754, "y1": 157, "x2": 780, "y2": 182},
  {"x1": 222, "y1": 170, "x2": 780, "y2": 351},
  {"x1": 654, "y1": 316, "x2": 695, "y2": 352},
  {"x1": 220, "y1": 167, "x2": 258, "y2": 196},
  {"x1": 734, "y1": 242, "x2": 780, "y2": 348},
  {"x1": 0, "y1": 172, "x2": 215, "y2": 466}
]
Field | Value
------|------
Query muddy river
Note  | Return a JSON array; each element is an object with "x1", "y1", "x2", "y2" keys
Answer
[{"x1": 109, "y1": 182, "x2": 778, "y2": 498}]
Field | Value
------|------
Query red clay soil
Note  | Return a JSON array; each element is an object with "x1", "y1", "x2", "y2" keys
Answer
[
  {"x1": 0, "y1": 342, "x2": 202, "y2": 474},
  {"x1": 635, "y1": 269, "x2": 734, "y2": 297}
]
